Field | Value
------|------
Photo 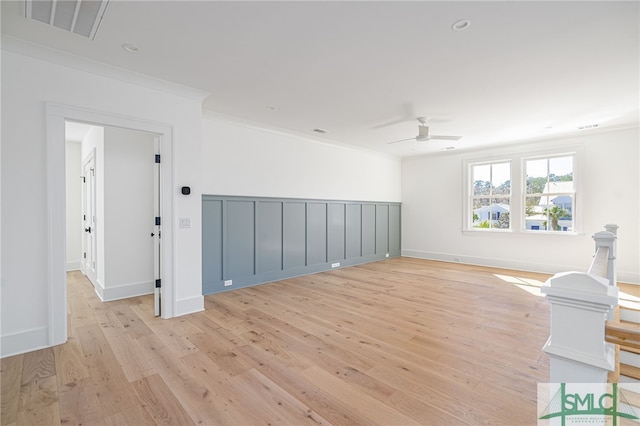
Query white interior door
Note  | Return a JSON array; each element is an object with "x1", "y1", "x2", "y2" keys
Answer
[{"x1": 81, "y1": 150, "x2": 97, "y2": 286}]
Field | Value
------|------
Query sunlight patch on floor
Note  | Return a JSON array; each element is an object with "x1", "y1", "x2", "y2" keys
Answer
[{"x1": 494, "y1": 274, "x2": 546, "y2": 297}]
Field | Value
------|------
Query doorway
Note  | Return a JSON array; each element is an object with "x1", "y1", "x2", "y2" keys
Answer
[
  {"x1": 66, "y1": 123, "x2": 160, "y2": 313},
  {"x1": 47, "y1": 104, "x2": 175, "y2": 347}
]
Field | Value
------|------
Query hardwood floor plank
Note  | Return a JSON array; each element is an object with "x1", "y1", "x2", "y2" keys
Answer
[
  {"x1": 132, "y1": 373, "x2": 194, "y2": 426},
  {"x1": 187, "y1": 332, "x2": 253, "y2": 376},
  {"x1": 98, "y1": 310, "x2": 157, "y2": 382},
  {"x1": 385, "y1": 389, "x2": 473, "y2": 426},
  {"x1": 178, "y1": 350, "x2": 279, "y2": 425},
  {"x1": 232, "y1": 368, "x2": 333, "y2": 425},
  {"x1": 17, "y1": 375, "x2": 60, "y2": 426},
  {"x1": 0, "y1": 355, "x2": 23, "y2": 425},
  {"x1": 236, "y1": 342, "x2": 367, "y2": 424},
  {"x1": 20, "y1": 348, "x2": 56, "y2": 386},
  {"x1": 57, "y1": 378, "x2": 104, "y2": 425},
  {"x1": 300, "y1": 365, "x2": 423, "y2": 425},
  {"x1": 110, "y1": 304, "x2": 154, "y2": 340},
  {"x1": 53, "y1": 336, "x2": 90, "y2": 386},
  {"x1": 75, "y1": 324, "x2": 142, "y2": 417},
  {"x1": 103, "y1": 404, "x2": 157, "y2": 426}
]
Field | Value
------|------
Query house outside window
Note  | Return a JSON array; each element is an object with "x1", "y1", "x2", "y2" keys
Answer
[
  {"x1": 524, "y1": 155, "x2": 575, "y2": 232},
  {"x1": 470, "y1": 161, "x2": 511, "y2": 230}
]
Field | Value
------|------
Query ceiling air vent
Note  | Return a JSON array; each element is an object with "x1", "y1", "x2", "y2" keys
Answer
[
  {"x1": 578, "y1": 123, "x2": 599, "y2": 130},
  {"x1": 25, "y1": 0, "x2": 109, "y2": 40}
]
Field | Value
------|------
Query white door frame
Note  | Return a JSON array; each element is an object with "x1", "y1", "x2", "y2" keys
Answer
[{"x1": 47, "y1": 103, "x2": 175, "y2": 346}]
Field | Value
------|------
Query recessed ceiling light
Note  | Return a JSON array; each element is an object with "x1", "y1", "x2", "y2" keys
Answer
[
  {"x1": 313, "y1": 128, "x2": 328, "y2": 134},
  {"x1": 451, "y1": 19, "x2": 471, "y2": 31},
  {"x1": 122, "y1": 43, "x2": 139, "y2": 53}
]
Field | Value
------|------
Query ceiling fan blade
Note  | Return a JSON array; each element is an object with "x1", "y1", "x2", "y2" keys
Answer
[
  {"x1": 372, "y1": 102, "x2": 416, "y2": 129},
  {"x1": 373, "y1": 118, "x2": 410, "y2": 129},
  {"x1": 386, "y1": 137, "x2": 416, "y2": 145},
  {"x1": 430, "y1": 135, "x2": 462, "y2": 141}
]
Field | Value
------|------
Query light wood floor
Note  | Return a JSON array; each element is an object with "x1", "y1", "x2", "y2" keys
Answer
[{"x1": 1, "y1": 257, "x2": 551, "y2": 425}]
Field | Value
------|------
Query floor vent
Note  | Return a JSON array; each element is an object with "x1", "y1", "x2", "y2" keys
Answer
[{"x1": 25, "y1": 0, "x2": 109, "y2": 40}]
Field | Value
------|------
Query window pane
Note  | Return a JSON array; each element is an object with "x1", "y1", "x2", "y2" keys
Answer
[
  {"x1": 472, "y1": 198, "x2": 492, "y2": 228},
  {"x1": 549, "y1": 156, "x2": 573, "y2": 182},
  {"x1": 524, "y1": 196, "x2": 545, "y2": 230},
  {"x1": 492, "y1": 162, "x2": 511, "y2": 195},
  {"x1": 492, "y1": 197, "x2": 510, "y2": 229},
  {"x1": 526, "y1": 159, "x2": 547, "y2": 194},
  {"x1": 472, "y1": 164, "x2": 490, "y2": 196}
]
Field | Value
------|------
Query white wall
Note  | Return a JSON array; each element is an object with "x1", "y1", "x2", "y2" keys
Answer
[
  {"x1": 402, "y1": 127, "x2": 640, "y2": 283},
  {"x1": 1, "y1": 46, "x2": 205, "y2": 357},
  {"x1": 65, "y1": 141, "x2": 82, "y2": 270},
  {"x1": 103, "y1": 127, "x2": 155, "y2": 299},
  {"x1": 202, "y1": 113, "x2": 402, "y2": 202}
]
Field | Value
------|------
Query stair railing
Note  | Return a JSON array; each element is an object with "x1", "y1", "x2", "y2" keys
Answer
[{"x1": 541, "y1": 225, "x2": 619, "y2": 383}]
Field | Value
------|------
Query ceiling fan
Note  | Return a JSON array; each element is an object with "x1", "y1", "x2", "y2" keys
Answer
[{"x1": 387, "y1": 117, "x2": 462, "y2": 144}]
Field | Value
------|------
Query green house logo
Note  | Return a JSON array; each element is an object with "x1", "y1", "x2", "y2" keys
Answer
[{"x1": 539, "y1": 383, "x2": 640, "y2": 425}]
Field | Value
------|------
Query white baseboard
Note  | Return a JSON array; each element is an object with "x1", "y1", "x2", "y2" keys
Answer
[
  {"x1": 619, "y1": 270, "x2": 640, "y2": 285},
  {"x1": 402, "y1": 249, "x2": 640, "y2": 284},
  {"x1": 96, "y1": 281, "x2": 154, "y2": 302},
  {"x1": 402, "y1": 249, "x2": 575, "y2": 276},
  {"x1": 1, "y1": 326, "x2": 49, "y2": 358},
  {"x1": 175, "y1": 295, "x2": 204, "y2": 317},
  {"x1": 105, "y1": 281, "x2": 154, "y2": 302},
  {"x1": 66, "y1": 261, "x2": 82, "y2": 271}
]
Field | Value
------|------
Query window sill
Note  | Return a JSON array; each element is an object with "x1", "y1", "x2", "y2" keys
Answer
[
  {"x1": 463, "y1": 228, "x2": 583, "y2": 236},
  {"x1": 463, "y1": 228, "x2": 513, "y2": 234}
]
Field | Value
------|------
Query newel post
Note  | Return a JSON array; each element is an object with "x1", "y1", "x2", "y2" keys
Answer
[
  {"x1": 542, "y1": 272, "x2": 618, "y2": 383},
  {"x1": 601, "y1": 224, "x2": 618, "y2": 287}
]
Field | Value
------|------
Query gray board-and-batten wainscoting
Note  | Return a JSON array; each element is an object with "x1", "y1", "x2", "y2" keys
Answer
[{"x1": 202, "y1": 195, "x2": 401, "y2": 295}]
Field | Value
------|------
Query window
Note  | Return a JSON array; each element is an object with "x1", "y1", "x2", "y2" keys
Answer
[
  {"x1": 469, "y1": 161, "x2": 511, "y2": 230},
  {"x1": 524, "y1": 155, "x2": 574, "y2": 232},
  {"x1": 465, "y1": 149, "x2": 579, "y2": 234}
]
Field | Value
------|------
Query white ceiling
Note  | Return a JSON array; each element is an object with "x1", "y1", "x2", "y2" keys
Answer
[{"x1": 2, "y1": 1, "x2": 638, "y2": 157}]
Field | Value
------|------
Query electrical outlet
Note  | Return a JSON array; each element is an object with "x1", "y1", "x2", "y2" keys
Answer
[
  {"x1": 385, "y1": 253, "x2": 389, "y2": 258},
  {"x1": 331, "y1": 262, "x2": 340, "y2": 268},
  {"x1": 224, "y1": 280, "x2": 233, "y2": 286}
]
